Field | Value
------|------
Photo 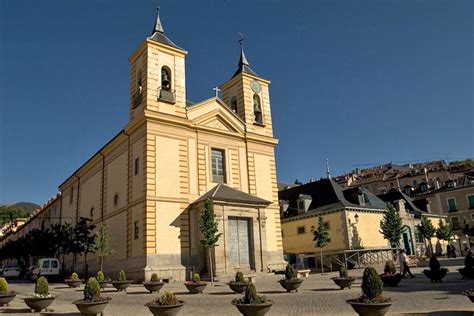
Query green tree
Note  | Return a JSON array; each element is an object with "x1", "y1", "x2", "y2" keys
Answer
[
  {"x1": 93, "y1": 223, "x2": 115, "y2": 271},
  {"x1": 463, "y1": 219, "x2": 474, "y2": 236},
  {"x1": 313, "y1": 215, "x2": 331, "y2": 275},
  {"x1": 199, "y1": 199, "x2": 222, "y2": 286},
  {"x1": 418, "y1": 216, "x2": 436, "y2": 254},
  {"x1": 379, "y1": 203, "x2": 403, "y2": 247},
  {"x1": 71, "y1": 217, "x2": 96, "y2": 279},
  {"x1": 436, "y1": 219, "x2": 452, "y2": 242},
  {"x1": 0, "y1": 205, "x2": 28, "y2": 225}
]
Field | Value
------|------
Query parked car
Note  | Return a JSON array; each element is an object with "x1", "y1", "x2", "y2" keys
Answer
[
  {"x1": 32, "y1": 258, "x2": 61, "y2": 281},
  {"x1": 2, "y1": 265, "x2": 20, "y2": 278}
]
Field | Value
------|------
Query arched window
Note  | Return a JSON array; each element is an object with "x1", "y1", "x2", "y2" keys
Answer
[
  {"x1": 90, "y1": 207, "x2": 95, "y2": 218},
  {"x1": 114, "y1": 193, "x2": 119, "y2": 206},
  {"x1": 161, "y1": 67, "x2": 171, "y2": 91},
  {"x1": 230, "y1": 96, "x2": 237, "y2": 113},
  {"x1": 253, "y1": 94, "x2": 263, "y2": 124}
]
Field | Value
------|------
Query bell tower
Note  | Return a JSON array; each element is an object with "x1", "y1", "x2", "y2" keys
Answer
[
  {"x1": 128, "y1": 5, "x2": 188, "y2": 121},
  {"x1": 220, "y1": 37, "x2": 273, "y2": 137}
]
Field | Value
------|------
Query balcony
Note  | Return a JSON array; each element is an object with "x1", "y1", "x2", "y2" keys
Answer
[{"x1": 158, "y1": 87, "x2": 176, "y2": 104}]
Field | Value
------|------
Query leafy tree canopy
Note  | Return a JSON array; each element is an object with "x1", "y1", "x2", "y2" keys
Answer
[
  {"x1": 435, "y1": 219, "x2": 452, "y2": 241},
  {"x1": 379, "y1": 203, "x2": 403, "y2": 246},
  {"x1": 199, "y1": 199, "x2": 222, "y2": 249},
  {"x1": 313, "y1": 216, "x2": 331, "y2": 248}
]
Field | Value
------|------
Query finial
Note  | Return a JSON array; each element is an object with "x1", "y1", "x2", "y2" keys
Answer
[
  {"x1": 213, "y1": 86, "x2": 221, "y2": 98},
  {"x1": 326, "y1": 158, "x2": 331, "y2": 179},
  {"x1": 238, "y1": 33, "x2": 249, "y2": 66},
  {"x1": 153, "y1": 0, "x2": 165, "y2": 34}
]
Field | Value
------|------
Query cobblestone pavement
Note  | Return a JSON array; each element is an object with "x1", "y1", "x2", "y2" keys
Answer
[{"x1": 2, "y1": 265, "x2": 474, "y2": 315}]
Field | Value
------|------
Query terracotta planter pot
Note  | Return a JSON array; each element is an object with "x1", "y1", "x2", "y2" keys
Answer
[
  {"x1": 143, "y1": 282, "x2": 165, "y2": 293},
  {"x1": 65, "y1": 279, "x2": 83, "y2": 288},
  {"x1": 380, "y1": 273, "x2": 402, "y2": 287},
  {"x1": 24, "y1": 296, "x2": 55, "y2": 312},
  {"x1": 184, "y1": 282, "x2": 207, "y2": 294},
  {"x1": 423, "y1": 268, "x2": 448, "y2": 282},
  {"x1": 278, "y1": 279, "x2": 303, "y2": 293},
  {"x1": 228, "y1": 282, "x2": 249, "y2": 294},
  {"x1": 98, "y1": 280, "x2": 110, "y2": 289},
  {"x1": 232, "y1": 300, "x2": 274, "y2": 316},
  {"x1": 112, "y1": 281, "x2": 132, "y2": 291},
  {"x1": 346, "y1": 299, "x2": 392, "y2": 316},
  {"x1": 331, "y1": 277, "x2": 355, "y2": 289},
  {"x1": 73, "y1": 300, "x2": 109, "y2": 316},
  {"x1": 0, "y1": 293, "x2": 16, "y2": 306},
  {"x1": 145, "y1": 301, "x2": 184, "y2": 316}
]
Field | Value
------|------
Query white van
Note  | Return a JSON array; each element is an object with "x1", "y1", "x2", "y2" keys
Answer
[{"x1": 32, "y1": 258, "x2": 61, "y2": 281}]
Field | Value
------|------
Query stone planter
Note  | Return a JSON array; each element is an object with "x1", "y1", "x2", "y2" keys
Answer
[
  {"x1": 458, "y1": 268, "x2": 474, "y2": 279},
  {"x1": 278, "y1": 279, "x2": 303, "y2": 293},
  {"x1": 73, "y1": 300, "x2": 109, "y2": 316},
  {"x1": 0, "y1": 293, "x2": 16, "y2": 306},
  {"x1": 423, "y1": 268, "x2": 448, "y2": 282},
  {"x1": 65, "y1": 279, "x2": 83, "y2": 288},
  {"x1": 331, "y1": 277, "x2": 355, "y2": 289},
  {"x1": 112, "y1": 280, "x2": 132, "y2": 291},
  {"x1": 143, "y1": 281, "x2": 165, "y2": 293},
  {"x1": 184, "y1": 282, "x2": 207, "y2": 294},
  {"x1": 380, "y1": 273, "x2": 402, "y2": 287},
  {"x1": 24, "y1": 296, "x2": 55, "y2": 312},
  {"x1": 466, "y1": 294, "x2": 474, "y2": 303},
  {"x1": 228, "y1": 282, "x2": 249, "y2": 294},
  {"x1": 346, "y1": 299, "x2": 392, "y2": 316},
  {"x1": 232, "y1": 301, "x2": 274, "y2": 316},
  {"x1": 98, "y1": 280, "x2": 110, "y2": 289},
  {"x1": 145, "y1": 301, "x2": 184, "y2": 316}
]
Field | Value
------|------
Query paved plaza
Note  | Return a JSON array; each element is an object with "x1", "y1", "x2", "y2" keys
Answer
[{"x1": 1, "y1": 265, "x2": 474, "y2": 315}]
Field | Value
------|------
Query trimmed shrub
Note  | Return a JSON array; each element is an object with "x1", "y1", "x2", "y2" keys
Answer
[
  {"x1": 384, "y1": 260, "x2": 396, "y2": 274},
  {"x1": 235, "y1": 271, "x2": 246, "y2": 283},
  {"x1": 284, "y1": 264, "x2": 297, "y2": 280},
  {"x1": 35, "y1": 276, "x2": 49, "y2": 295},
  {"x1": 151, "y1": 273, "x2": 159, "y2": 282},
  {"x1": 361, "y1": 267, "x2": 382, "y2": 300},
  {"x1": 0, "y1": 278, "x2": 8, "y2": 295},
  {"x1": 84, "y1": 277, "x2": 101, "y2": 301},
  {"x1": 157, "y1": 291, "x2": 178, "y2": 306},
  {"x1": 192, "y1": 273, "x2": 200, "y2": 282},
  {"x1": 96, "y1": 271, "x2": 105, "y2": 282},
  {"x1": 118, "y1": 270, "x2": 126, "y2": 282},
  {"x1": 71, "y1": 272, "x2": 79, "y2": 280},
  {"x1": 339, "y1": 266, "x2": 349, "y2": 278}
]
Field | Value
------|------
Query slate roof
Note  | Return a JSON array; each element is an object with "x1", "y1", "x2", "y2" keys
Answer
[
  {"x1": 279, "y1": 178, "x2": 387, "y2": 219},
  {"x1": 149, "y1": 31, "x2": 184, "y2": 51},
  {"x1": 377, "y1": 189, "x2": 426, "y2": 217},
  {"x1": 192, "y1": 184, "x2": 271, "y2": 205},
  {"x1": 231, "y1": 45, "x2": 261, "y2": 79}
]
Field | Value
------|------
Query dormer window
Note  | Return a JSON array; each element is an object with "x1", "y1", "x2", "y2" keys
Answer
[
  {"x1": 230, "y1": 96, "x2": 238, "y2": 113},
  {"x1": 404, "y1": 185, "x2": 412, "y2": 196},
  {"x1": 297, "y1": 194, "x2": 312, "y2": 214},
  {"x1": 253, "y1": 94, "x2": 263, "y2": 124},
  {"x1": 420, "y1": 182, "x2": 428, "y2": 193}
]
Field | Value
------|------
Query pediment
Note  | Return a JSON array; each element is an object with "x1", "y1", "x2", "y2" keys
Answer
[{"x1": 187, "y1": 98, "x2": 245, "y2": 134}]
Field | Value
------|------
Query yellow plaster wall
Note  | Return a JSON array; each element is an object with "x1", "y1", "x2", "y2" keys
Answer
[
  {"x1": 106, "y1": 151, "x2": 128, "y2": 214},
  {"x1": 345, "y1": 211, "x2": 388, "y2": 249},
  {"x1": 79, "y1": 171, "x2": 101, "y2": 221},
  {"x1": 106, "y1": 212, "x2": 127, "y2": 261},
  {"x1": 188, "y1": 138, "x2": 198, "y2": 196},
  {"x1": 131, "y1": 203, "x2": 144, "y2": 257},
  {"x1": 155, "y1": 201, "x2": 182, "y2": 254},
  {"x1": 155, "y1": 136, "x2": 180, "y2": 198},
  {"x1": 132, "y1": 137, "x2": 144, "y2": 200}
]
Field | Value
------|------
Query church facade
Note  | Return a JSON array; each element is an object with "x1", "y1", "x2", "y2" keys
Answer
[{"x1": 58, "y1": 9, "x2": 285, "y2": 281}]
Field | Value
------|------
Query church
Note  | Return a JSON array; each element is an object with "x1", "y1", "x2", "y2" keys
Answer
[{"x1": 58, "y1": 7, "x2": 285, "y2": 281}]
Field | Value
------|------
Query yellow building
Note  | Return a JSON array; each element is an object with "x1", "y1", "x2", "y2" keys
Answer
[{"x1": 56, "y1": 8, "x2": 284, "y2": 281}]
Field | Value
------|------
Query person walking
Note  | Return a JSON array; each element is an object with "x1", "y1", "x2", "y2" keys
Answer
[{"x1": 399, "y1": 249, "x2": 415, "y2": 278}]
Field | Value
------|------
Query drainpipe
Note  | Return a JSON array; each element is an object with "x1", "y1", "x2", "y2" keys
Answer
[
  {"x1": 100, "y1": 152, "x2": 105, "y2": 222},
  {"x1": 257, "y1": 207, "x2": 264, "y2": 272}
]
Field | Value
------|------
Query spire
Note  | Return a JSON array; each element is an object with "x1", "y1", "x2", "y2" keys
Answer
[
  {"x1": 326, "y1": 158, "x2": 332, "y2": 179},
  {"x1": 152, "y1": 1, "x2": 164, "y2": 34},
  {"x1": 231, "y1": 33, "x2": 259, "y2": 79}
]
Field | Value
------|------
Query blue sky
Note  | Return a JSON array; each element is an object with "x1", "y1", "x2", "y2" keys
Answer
[{"x1": 1, "y1": 0, "x2": 472, "y2": 204}]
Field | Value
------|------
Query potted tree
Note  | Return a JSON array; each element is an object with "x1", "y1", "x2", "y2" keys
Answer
[
  {"x1": 423, "y1": 255, "x2": 448, "y2": 282},
  {"x1": 112, "y1": 270, "x2": 132, "y2": 291},
  {"x1": 24, "y1": 276, "x2": 56, "y2": 312},
  {"x1": 459, "y1": 252, "x2": 474, "y2": 279},
  {"x1": 96, "y1": 271, "x2": 111, "y2": 289},
  {"x1": 331, "y1": 266, "x2": 355, "y2": 290},
  {"x1": 278, "y1": 264, "x2": 303, "y2": 293},
  {"x1": 228, "y1": 271, "x2": 249, "y2": 294},
  {"x1": 145, "y1": 290, "x2": 184, "y2": 316},
  {"x1": 0, "y1": 277, "x2": 16, "y2": 306},
  {"x1": 346, "y1": 267, "x2": 392, "y2": 316},
  {"x1": 232, "y1": 283, "x2": 274, "y2": 316},
  {"x1": 73, "y1": 277, "x2": 111, "y2": 315},
  {"x1": 463, "y1": 289, "x2": 474, "y2": 303},
  {"x1": 64, "y1": 272, "x2": 83, "y2": 288},
  {"x1": 144, "y1": 273, "x2": 165, "y2": 293},
  {"x1": 380, "y1": 260, "x2": 402, "y2": 287},
  {"x1": 184, "y1": 273, "x2": 207, "y2": 294}
]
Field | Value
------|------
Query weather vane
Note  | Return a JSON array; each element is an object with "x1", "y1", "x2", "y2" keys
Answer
[{"x1": 238, "y1": 33, "x2": 244, "y2": 47}]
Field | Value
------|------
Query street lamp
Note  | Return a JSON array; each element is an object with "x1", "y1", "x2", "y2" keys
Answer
[{"x1": 354, "y1": 213, "x2": 359, "y2": 224}]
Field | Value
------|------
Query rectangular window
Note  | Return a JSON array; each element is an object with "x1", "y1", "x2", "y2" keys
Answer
[
  {"x1": 468, "y1": 195, "x2": 474, "y2": 209},
  {"x1": 451, "y1": 216, "x2": 460, "y2": 230},
  {"x1": 211, "y1": 149, "x2": 226, "y2": 183},
  {"x1": 42, "y1": 261, "x2": 50, "y2": 269},
  {"x1": 448, "y1": 198, "x2": 457, "y2": 212},
  {"x1": 297, "y1": 226, "x2": 305, "y2": 234},
  {"x1": 134, "y1": 158, "x2": 139, "y2": 176},
  {"x1": 134, "y1": 221, "x2": 139, "y2": 240}
]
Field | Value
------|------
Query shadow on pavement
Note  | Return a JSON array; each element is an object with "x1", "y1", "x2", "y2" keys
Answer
[
  {"x1": 0, "y1": 308, "x2": 34, "y2": 313},
  {"x1": 208, "y1": 292, "x2": 237, "y2": 295},
  {"x1": 127, "y1": 291, "x2": 153, "y2": 295},
  {"x1": 403, "y1": 311, "x2": 474, "y2": 316},
  {"x1": 259, "y1": 290, "x2": 288, "y2": 294},
  {"x1": 310, "y1": 288, "x2": 344, "y2": 292}
]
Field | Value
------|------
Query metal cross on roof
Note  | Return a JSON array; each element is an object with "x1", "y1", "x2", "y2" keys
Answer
[{"x1": 213, "y1": 86, "x2": 221, "y2": 98}]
